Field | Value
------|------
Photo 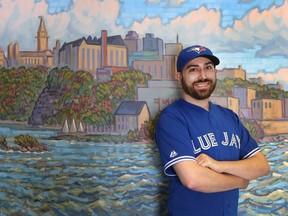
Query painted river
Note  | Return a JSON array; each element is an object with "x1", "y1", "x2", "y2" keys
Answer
[{"x1": 0, "y1": 125, "x2": 287, "y2": 215}]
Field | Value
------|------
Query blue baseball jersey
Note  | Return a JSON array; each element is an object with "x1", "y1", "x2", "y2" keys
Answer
[{"x1": 155, "y1": 98, "x2": 260, "y2": 216}]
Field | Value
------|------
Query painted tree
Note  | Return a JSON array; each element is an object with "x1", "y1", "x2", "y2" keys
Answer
[{"x1": 0, "y1": 66, "x2": 47, "y2": 121}]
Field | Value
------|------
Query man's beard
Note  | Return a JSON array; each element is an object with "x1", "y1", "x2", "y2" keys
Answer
[{"x1": 181, "y1": 78, "x2": 216, "y2": 100}]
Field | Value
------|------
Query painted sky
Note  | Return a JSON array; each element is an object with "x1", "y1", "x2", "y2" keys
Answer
[{"x1": 1, "y1": 0, "x2": 288, "y2": 89}]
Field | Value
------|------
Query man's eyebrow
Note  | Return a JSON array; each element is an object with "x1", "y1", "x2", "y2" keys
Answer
[
  {"x1": 185, "y1": 64, "x2": 198, "y2": 70},
  {"x1": 185, "y1": 61, "x2": 214, "y2": 69}
]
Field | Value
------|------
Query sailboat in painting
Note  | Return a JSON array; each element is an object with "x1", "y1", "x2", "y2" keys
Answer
[
  {"x1": 77, "y1": 121, "x2": 85, "y2": 133},
  {"x1": 61, "y1": 119, "x2": 69, "y2": 134},
  {"x1": 69, "y1": 118, "x2": 77, "y2": 133},
  {"x1": 61, "y1": 118, "x2": 85, "y2": 134}
]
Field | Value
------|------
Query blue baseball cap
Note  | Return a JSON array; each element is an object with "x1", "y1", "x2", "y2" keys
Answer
[{"x1": 177, "y1": 45, "x2": 220, "y2": 72}]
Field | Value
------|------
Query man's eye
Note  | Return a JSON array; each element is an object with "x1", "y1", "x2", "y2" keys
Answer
[
  {"x1": 206, "y1": 65, "x2": 213, "y2": 70},
  {"x1": 189, "y1": 68, "x2": 197, "y2": 72}
]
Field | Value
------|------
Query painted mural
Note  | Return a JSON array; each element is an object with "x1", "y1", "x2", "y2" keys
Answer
[{"x1": 0, "y1": 0, "x2": 287, "y2": 215}]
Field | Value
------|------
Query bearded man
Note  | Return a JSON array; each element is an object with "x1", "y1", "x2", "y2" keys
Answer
[{"x1": 155, "y1": 45, "x2": 270, "y2": 216}]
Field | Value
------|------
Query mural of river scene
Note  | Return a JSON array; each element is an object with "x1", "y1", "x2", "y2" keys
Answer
[
  {"x1": 1, "y1": 1, "x2": 288, "y2": 215},
  {"x1": 0, "y1": 125, "x2": 287, "y2": 216}
]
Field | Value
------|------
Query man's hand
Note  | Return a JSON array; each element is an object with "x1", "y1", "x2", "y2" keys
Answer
[
  {"x1": 196, "y1": 153, "x2": 223, "y2": 173},
  {"x1": 240, "y1": 179, "x2": 250, "y2": 189},
  {"x1": 196, "y1": 153, "x2": 250, "y2": 189},
  {"x1": 197, "y1": 152, "x2": 270, "y2": 180},
  {"x1": 173, "y1": 159, "x2": 251, "y2": 193}
]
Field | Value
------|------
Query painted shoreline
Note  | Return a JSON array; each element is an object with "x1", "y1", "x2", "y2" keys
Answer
[
  {"x1": 1, "y1": 120, "x2": 288, "y2": 144},
  {"x1": 0, "y1": 120, "x2": 61, "y2": 130},
  {"x1": 0, "y1": 121, "x2": 151, "y2": 144}
]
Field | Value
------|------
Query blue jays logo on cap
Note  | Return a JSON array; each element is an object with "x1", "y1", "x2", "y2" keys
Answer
[
  {"x1": 177, "y1": 45, "x2": 220, "y2": 72},
  {"x1": 187, "y1": 46, "x2": 207, "y2": 54}
]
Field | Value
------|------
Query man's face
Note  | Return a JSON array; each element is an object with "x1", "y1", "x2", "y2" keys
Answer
[{"x1": 178, "y1": 57, "x2": 217, "y2": 100}]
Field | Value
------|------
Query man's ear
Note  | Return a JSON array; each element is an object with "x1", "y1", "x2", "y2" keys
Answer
[{"x1": 175, "y1": 72, "x2": 182, "y2": 84}]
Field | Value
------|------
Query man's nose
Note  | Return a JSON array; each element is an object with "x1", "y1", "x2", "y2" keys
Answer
[{"x1": 198, "y1": 68, "x2": 207, "y2": 79}]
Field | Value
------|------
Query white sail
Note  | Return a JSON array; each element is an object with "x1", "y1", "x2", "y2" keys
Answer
[
  {"x1": 61, "y1": 119, "x2": 69, "y2": 133},
  {"x1": 78, "y1": 121, "x2": 85, "y2": 132},
  {"x1": 69, "y1": 118, "x2": 77, "y2": 133}
]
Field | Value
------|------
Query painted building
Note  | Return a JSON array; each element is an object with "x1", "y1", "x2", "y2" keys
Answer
[
  {"x1": 248, "y1": 76, "x2": 264, "y2": 86},
  {"x1": 59, "y1": 30, "x2": 128, "y2": 82},
  {"x1": 281, "y1": 98, "x2": 288, "y2": 118},
  {"x1": 217, "y1": 65, "x2": 246, "y2": 80},
  {"x1": 123, "y1": 31, "x2": 142, "y2": 56},
  {"x1": 143, "y1": 33, "x2": 164, "y2": 56},
  {"x1": 133, "y1": 37, "x2": 182, "y2": 80},
  {"x1": 53, "y1": 40, "x2": 61, "y2": 67},
  {"x1": 0, "y1": 47, "x2": 5, "y2": 67},
  {"x1": 252, "y1": 99, "x2": 283, "y2": 120},
  {"x1": 233, "y1": 87, "x2": 256, "y2": 108},
  {"x1": 165, "y1": 35, "x2": 183, "y2": 56},
  {"x1": 254, "y1": 98, "x2": 288, "y2": 135},
  {"x1": 133, "y1": 55, "x2": 178, "y2": 80},
  {"x1": 114, "y1": 101, "x2": 150, "y2": 135},
  {"x1": 137, "y1": 80, "x2": 181, "y2": 117},
  {"x1": 7, "y1": 16, "x2": 56, "y2": 69},
  {"x1": 129, "y1": 51, "x2": 160, "y2": 67},
  {"x1": 267, "y1": 81, "x2": 284, "y2": 90},
  {"x1": 233, "y1": 86, "x2": 254, "y2": 119},
  {"x1": 210, "y1": 96, "x2": 239, "y2": 115},
  {"x1": 128, "y1": 32, "x2": 165, "y2": 67}
]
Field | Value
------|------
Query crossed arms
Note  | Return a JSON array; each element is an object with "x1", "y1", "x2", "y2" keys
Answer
[{"x1": 173, "y1": 152, "x2": 270, "y2": 193}]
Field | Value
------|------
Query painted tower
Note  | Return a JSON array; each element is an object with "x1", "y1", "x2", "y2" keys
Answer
[
  {"x1": 36, "y1": 16, "x2": 49, "y2": 51},
  {"x1": 7, "y1": 16, "x2": 55, "y2": 68}
]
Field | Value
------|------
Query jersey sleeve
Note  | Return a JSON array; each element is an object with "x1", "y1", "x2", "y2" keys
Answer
[
  {"x1": 155, "y1": 110, "x2": 196, "y2": 176},
  {"x1": 235, "y1": 114, "x2": 261, "y2": 159}
]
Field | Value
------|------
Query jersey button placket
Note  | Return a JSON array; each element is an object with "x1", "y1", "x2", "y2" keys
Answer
[{"x1": 209, "y1": 113, "x2": 219, "y2": 131}]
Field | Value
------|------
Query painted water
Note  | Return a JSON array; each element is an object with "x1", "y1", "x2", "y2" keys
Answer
[{"x1": 0, "y1": 125, "x2": 287, "y2": 216}]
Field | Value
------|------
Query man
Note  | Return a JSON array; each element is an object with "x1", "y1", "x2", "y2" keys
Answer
[{"x1": 155, "y1": 45, "x2": 270, "y2": 216}]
